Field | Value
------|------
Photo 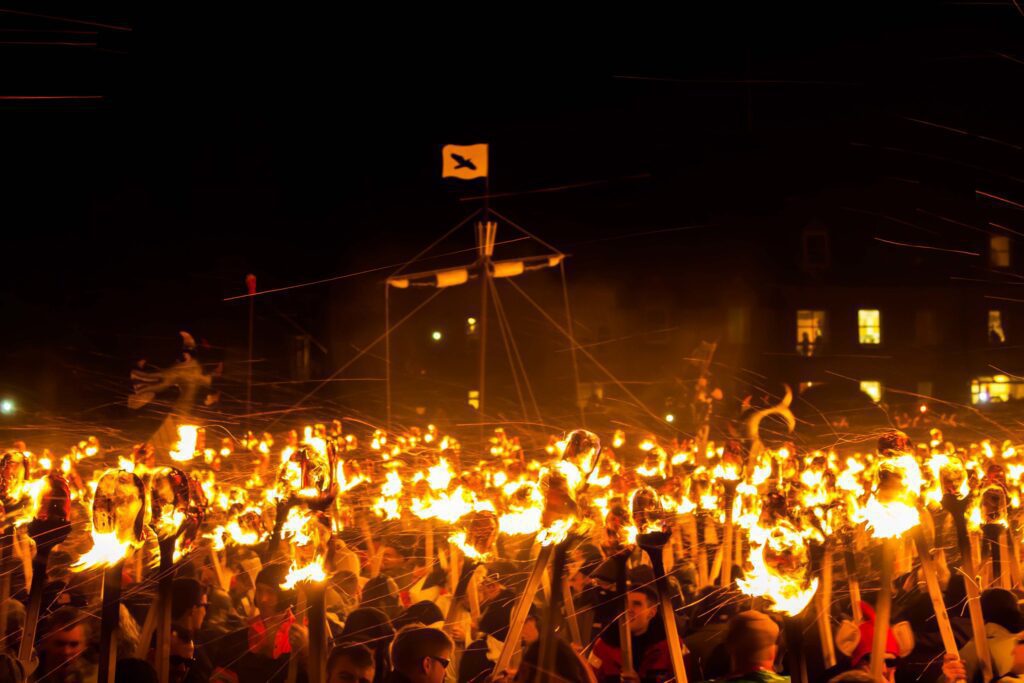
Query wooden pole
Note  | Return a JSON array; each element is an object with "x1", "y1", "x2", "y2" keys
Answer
[
  {"x1": 18, "y1": 553, "x2": 49, "y2": 666},
  {"x1": 491, "y1": 544, "x2": 552, "y2": 680},
  {"x1": 538, "y1": 541, "x2": 570, "y2": 683},
  {"x1": 424, "y1": 518, "x2": 434, "y2": 569},
  {"x1": 155, "y1": 539, "x2": 175, "y2": 683},
  {"x1": 817, "y1": 549, "x2": 836, "y2": 669},
  {"x1": 639, "y1": 532, "x2": 688, "y2": 683},
  {"x1": 783, "y1": 615, "x2": 808, "y2": 683},
  {"x1": 307, "y1": 583, "x2": 328, "y2": 683},
  {"x1": 98, "y1": 560, "x2": 125, "y2": 683},
  {"x1": 870, "y1": 539, "x2": 896, "y2": 682},
  {"x1": 944, "y1": 495, "x2": 993, "y2": 683},
  {"x1": 721, "y1": 482, "x2": 738, "y2": 588},
  {"x1": 467, "y1": 566, "x2": 482, "y2": 624},
  {"x1": 695, "y1": 513, "x2": 710, "y2": 589},
  {"x1": 0, "y1": 531, "x2": 11, "y2": 642},
  {"x1": 843, "y1": 546, "x2": 863, "y2": 622},
  {"x1": 210, "y1": 545, "x2": 230, "y2": 592},
  {"x1": 449, "y1": 542, "x2": 460, "y2": 595},
  {"x1": 911, "y1": 529, "x2": 961, "y2": 658},
  {"x1": 1007, "y1": 522, "x2": 1023, "y2": 590},
  {"x1": 287, "y1": 588, "x2": 307, "y2": 683},
  {"x1": 561, "y1": 579, "x2": 582, "y2": 647},
  {"x1": 613, "y1": 549, "x2": 635, "y2": 680}
]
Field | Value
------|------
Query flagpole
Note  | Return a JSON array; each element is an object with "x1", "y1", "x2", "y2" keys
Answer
[
  {"x1": 245, "y1": 273, "x2": 256, "y2": 433},
  {"x1": 477, "y1": 172, "x2": 491, "y2": 449},
  {"x1": 385, "y1": 285, "x2": 391, "y2": 432}
]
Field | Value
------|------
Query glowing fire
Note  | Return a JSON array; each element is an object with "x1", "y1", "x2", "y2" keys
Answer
[
  {"x1": 736, "y1": 519, "x2": 819, "y2": 616},
  {"x1": 537, "y1": 517, "x2": 575, "y2": 546},
  {"x1": 858, "y1": 455, "x2": 923, "y2": 538},
  {"x1": 427, "y1": 458, "x2": 454, "y2": 491},
  {"x1": 73, "y1": 531, "x2": 132, "y2": 570},
  {"x1": 170, "y1": 425, "x2": 198, "y2": 462},
  {"x1": 281, "y1": 556, "x2": 327, "y2": 589},
  {"x1": 449, "y1": 530, "x2": 489, "y2": 561}
]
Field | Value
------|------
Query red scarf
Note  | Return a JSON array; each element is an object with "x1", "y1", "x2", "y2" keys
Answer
[{"x1": 247, "y1": 610, "x2": 296, "y2": 659}]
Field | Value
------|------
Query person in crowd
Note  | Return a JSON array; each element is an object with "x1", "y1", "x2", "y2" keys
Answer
[
  {"x1": 698, "y1": 610, "x2": 788, "y2": 683},
  {"x1": 384, "y1": 626, "x2": 453, "y2": 683},
  {"x1": 941, "y1": 588, "x2": 1024, "y2": 683},
  {"x1": 459, "y1": 604, "x2": 539, "y2": 683},
  {"x1": 337, "y1": 607, "x2": 394, "y2": 683},
  {"x1": 589, "y1": 566, "x2": 672, "y2": 683},
  {"x1": 509, "y1": 637, "x2": 598, "y2": 683},
  {"x1": 169, "y1": 626, "x2": 197, "y2": 683},
  {"x1": 361, "y1": 574, "x2": 403, "y2": 621},
  {"x1": 32, "y1": 607, "x2": 93, "y2": 683},
  {"x1": 171, "y1": 578, "x2": 212, "y2": 681},
  {"x1": 2, "y1": 599, "x2": 25, "y2": 657},
  {"x1": 0, "y1": 652, "x2": 27, "y2": 683},
  {"x1": 683, "y1": 587, "x2": 742, "y2": 682},
  {"x1": 327, "y1": 570, "x2": 361, "y2": 621},
  {"x1": 392, "y1": 601, "x2": 444, "y2": 633},
  {"x1": 327, "y1": 642, "x2": 376, "y2": 683},
  {"x1": 211, "y1": 563, "x2": 307, "y2": 683}
]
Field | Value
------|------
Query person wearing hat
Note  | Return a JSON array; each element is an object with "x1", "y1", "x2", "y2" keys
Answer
[
  {"x1": 210, "y1": 563, "x2": 309, "y2": 683},
  {"x1": 703, "y1": 610, "x2": 788, "y2": 683},
  {"x1": 589, "y1": 566, "x2": 673, "y2": 683}
]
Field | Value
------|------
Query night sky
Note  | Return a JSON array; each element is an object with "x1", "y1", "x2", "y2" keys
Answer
[{"x1": 2, "y1": 4, "x2": 1023, "y2": 434}]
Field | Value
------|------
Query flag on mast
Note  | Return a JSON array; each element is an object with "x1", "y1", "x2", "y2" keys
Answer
[{"x1": 442, "y1": 143, "x2": 488, "y2": 179}]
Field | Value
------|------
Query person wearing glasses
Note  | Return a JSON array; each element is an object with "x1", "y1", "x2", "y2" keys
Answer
[
  {"x1": 171, "y1": 579, "x2": 212, "y2": 683},
  {"x1": 385, "y1": 626, "x2": 454, "y2": 683}
]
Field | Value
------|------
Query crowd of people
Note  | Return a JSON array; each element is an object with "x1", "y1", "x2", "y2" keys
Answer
[
  {"x1": 3, "y1": 506, "x2": 1024, "y2": 683},
  {"x1": 2, "y1": 423, "x2": 1024, "y2": 683}
]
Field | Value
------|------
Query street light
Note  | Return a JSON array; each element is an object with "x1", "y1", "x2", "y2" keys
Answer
[
  {"x1": 431, "y1": 330, "x2": 443, "y2": 342},
  {"x1": 0, "y1": 399, "x2": 14, "y2": 415},
  {"x1": 665, "y1": 413, "x2": 675, "y2": 423}
]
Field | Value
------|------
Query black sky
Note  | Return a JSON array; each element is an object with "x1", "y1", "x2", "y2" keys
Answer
[{"x1": 1, "y1": 3, "x2": 1023, "y2": 421}]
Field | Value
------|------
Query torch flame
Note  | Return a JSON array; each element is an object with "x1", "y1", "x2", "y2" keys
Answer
[
  {"x1": 736, "y1": 519, "x2": 820, "y2": 616},
  {"x1": 170, "y1": 425, "x2": 198, "y2": 462},
  {"x1": 73, "y1": 531, "x2": 132, "y2": 570}
]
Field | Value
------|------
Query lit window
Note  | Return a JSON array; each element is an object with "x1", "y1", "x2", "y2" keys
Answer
[
  {"x1": 468, "y1": 390, "x2": 480, "y2": 410},
  {"x1": 989, "y1": 310, "x2": 1006, "y2": 344},
  {"x1": 796, "y1": 310, "x2": 826, "y2": 356},
  {"x1": 991, "y1": 236, "x2": 1011, "y2": 268},
  {"x1": 970, "y1": 375, "x2": 1024, "y2": 404},
  {"x1": 860, "y1": 381, "x2": 882, "y2": 403},
  {"x1": 858, "y1": 309, "x2": 881, "y2": 345}
]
